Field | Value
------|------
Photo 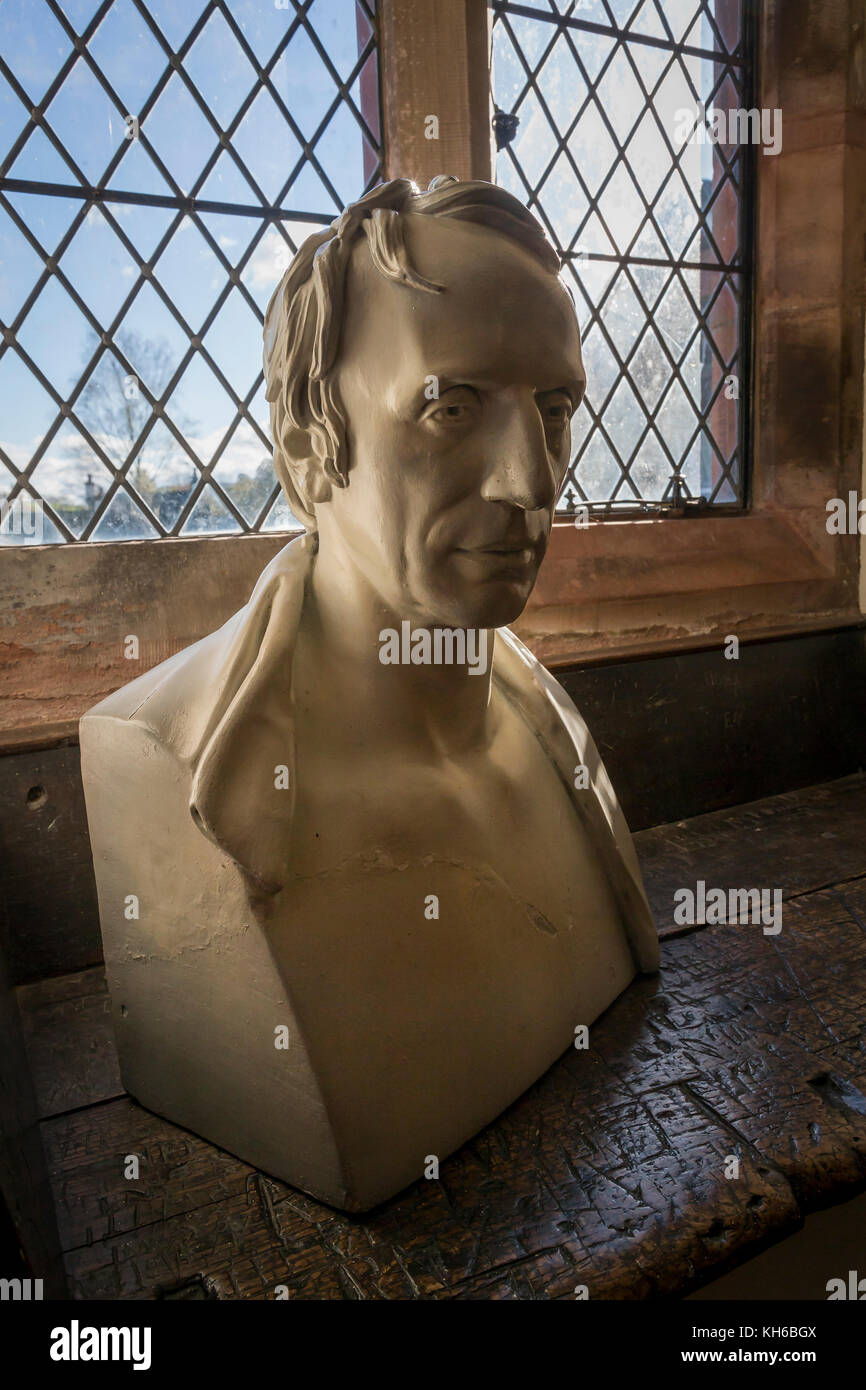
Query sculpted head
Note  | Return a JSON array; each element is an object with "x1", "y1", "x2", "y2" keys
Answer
[{"x1": 263, "y1": 176, "x2": 585, "y2": 629}]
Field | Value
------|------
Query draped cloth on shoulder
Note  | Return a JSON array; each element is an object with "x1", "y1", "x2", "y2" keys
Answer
[{"x1": 120, "y1": 532, "x2": 660, "y2": 972}]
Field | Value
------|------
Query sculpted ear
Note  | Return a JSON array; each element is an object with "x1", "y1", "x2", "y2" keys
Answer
[{"x1": 277, "y1": 421, "x2": 334, "y2": 509}]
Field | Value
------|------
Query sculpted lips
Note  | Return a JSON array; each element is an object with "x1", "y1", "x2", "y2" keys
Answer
[{"x1": 454, "y1": 536, "x2": 544, "y2": 567}]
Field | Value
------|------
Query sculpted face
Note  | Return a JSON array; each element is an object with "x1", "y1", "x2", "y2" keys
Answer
[{"x1": 317, "y1": 212, "x2": 586, "y2": 629}]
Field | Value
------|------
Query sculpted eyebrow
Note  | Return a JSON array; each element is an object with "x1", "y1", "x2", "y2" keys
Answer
[
  {"x1": 402, "y1": 376, "x2": 479, "y2": 414},
  {"x1": 402, "y1": 375, "x2": 584, "y2": 415}
]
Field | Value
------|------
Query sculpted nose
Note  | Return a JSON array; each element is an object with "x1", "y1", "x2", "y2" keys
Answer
[{"x1": 480, "y1": 392, "x2": 558, "y2": 512}]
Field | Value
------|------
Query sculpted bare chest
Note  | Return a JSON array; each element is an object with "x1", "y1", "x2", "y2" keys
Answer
[{"x1": 259, "y1": 702, "x2": 636, "y2": 1175}]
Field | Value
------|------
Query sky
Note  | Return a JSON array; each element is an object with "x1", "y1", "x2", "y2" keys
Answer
[
  {"x1": 0, "y1": 0, "x2": 376, "y2": 539},
  {"x1": 0, "y1": 0, "x2": 741, "y2": 542}
]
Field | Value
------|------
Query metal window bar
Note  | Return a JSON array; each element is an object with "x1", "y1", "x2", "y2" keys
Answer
[
  {"x1": 491, "y1": 0, "x2": 757, "y2": 518},
  {"x1": 0, "y1": 0, "x2": 382, "y2": 542}
]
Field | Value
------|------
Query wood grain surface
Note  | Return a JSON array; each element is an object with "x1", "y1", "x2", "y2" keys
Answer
[{"x1": 17, "y1": 774, "x2": 866, "y2": 1299}]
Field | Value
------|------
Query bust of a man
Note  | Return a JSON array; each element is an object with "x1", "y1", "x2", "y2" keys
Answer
[{"x1": 81, "y1": 176, "x2": 659, "y2": 1212}]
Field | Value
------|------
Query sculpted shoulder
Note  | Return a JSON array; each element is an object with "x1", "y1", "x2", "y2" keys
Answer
[{"x1": 79, "y1": 533, "x2": 315, "y2": 760}]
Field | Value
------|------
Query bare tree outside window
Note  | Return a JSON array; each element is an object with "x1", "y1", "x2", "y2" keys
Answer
[{"x1": 0, "y1": 0, "x2": 381, "y2": 544}]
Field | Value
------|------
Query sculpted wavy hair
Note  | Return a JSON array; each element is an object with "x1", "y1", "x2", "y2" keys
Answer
[{"x1": 262, "y1": 175, "x2": 561, "y2": 529}]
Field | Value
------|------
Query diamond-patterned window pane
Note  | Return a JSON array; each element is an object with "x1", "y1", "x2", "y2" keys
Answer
[
  {"x1": 492, "y1": 0, "x2": 753, "y2": 514},
  {"x1": 0, "y1": 0, "x2": 381, "y2": 545}
]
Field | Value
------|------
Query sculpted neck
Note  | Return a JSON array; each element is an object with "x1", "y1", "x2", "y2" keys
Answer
[{"x1": 296, "y1": 534, "x2": 496, "y2": 759}]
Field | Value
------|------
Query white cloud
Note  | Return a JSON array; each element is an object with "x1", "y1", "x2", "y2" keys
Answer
[
  {"x1": 0, "y1": 438, "x2": 37, "y2": 471},
  {"x1": 243, "y1": 227, "x2": 295, "y2": 288},
  {"x1": 189, "y1": 420, "x2": 273, "y2": 482}
]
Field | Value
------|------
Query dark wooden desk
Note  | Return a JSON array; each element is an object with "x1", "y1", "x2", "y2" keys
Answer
[{"x1": 17, "y1": 774, "x2": 866, "y2": 1299}]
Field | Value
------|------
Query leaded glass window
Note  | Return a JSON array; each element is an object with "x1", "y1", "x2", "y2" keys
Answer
[
  {"x1": 491, "y1": 0, "x2": 755, "y2": 515},
  {"x1": 0, "y1": 0, "x2": 380, "y2": 543}
]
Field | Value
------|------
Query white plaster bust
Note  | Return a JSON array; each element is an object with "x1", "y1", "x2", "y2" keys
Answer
[{"x1": 81, "y1": 176, "x2": 659, "y2": 1212}]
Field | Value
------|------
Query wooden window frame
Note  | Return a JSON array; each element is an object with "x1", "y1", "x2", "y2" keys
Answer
[{"x1": 2, "y1": 0, "x2": 864, "y2": 738}]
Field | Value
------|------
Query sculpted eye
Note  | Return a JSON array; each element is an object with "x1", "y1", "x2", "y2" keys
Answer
[
  {"x1": 422, "y1": 386, "x2": 481, "y2": 430},
  {"x1": 538, "y1": 391, "x2": 574, "y2": 446}
]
